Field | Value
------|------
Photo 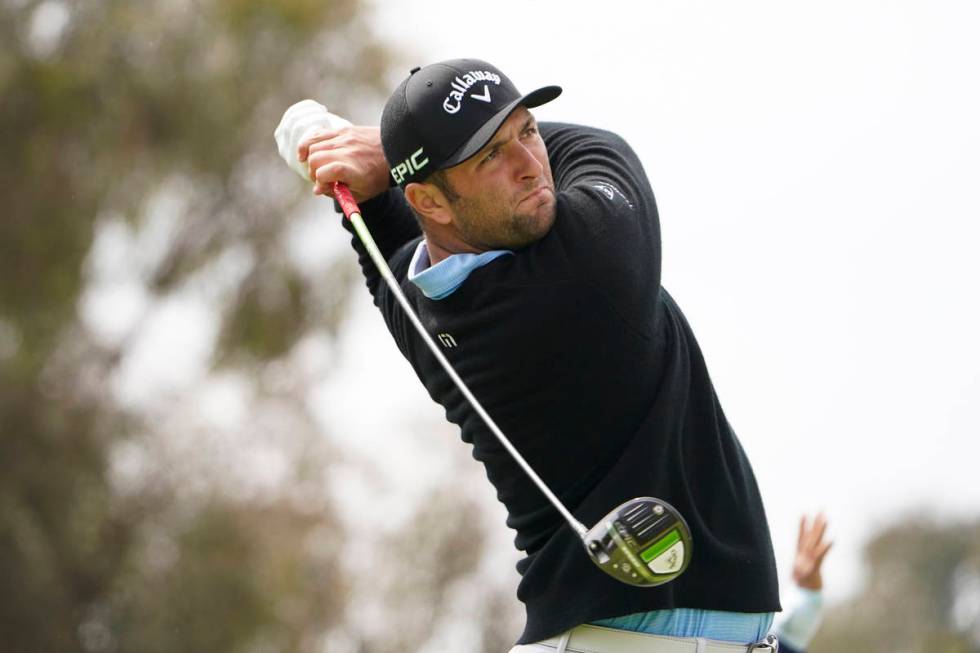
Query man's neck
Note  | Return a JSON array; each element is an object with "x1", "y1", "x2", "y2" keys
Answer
[{"x1": 423, "y1": 234, "x2": 484, "y2": 266}]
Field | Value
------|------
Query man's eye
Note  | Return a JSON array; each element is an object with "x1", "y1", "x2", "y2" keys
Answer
[
  {"x1": 482, "y1": 149, "x2": 499, "y2": 163},
  {"x1": 522, "y1": 126, "x2": 538, "y2": 137}
]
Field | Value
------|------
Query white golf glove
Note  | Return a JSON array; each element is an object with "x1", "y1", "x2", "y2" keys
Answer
[{"x1": 274, "y1": 99, "x2": 352, "y2": 181}]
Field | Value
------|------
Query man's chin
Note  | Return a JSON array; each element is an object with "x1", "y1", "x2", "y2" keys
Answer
[{"x1": 508, "y1": 207, "x2": 556, "y2": 249}]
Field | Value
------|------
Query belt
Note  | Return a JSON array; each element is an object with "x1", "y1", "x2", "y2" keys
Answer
[{"x1": 511, "y1": 625, "x2": 779, "y2": 653}]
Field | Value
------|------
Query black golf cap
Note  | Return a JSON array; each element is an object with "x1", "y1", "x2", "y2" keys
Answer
[{"x1": 380, "y1": 58, "x2": 562, "y2": 187}]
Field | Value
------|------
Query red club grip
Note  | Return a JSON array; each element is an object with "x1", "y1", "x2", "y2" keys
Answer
[{"x1": 332, "y1": 182, "x2": 360, "y2": 220}]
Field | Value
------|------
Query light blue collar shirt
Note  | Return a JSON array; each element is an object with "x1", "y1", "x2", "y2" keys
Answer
[{"x1": 407, "y1": 240, "x2": 512, "y2": 300}]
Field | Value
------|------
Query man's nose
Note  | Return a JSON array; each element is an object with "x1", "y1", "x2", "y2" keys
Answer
[{"x1": 512, "y1": 141, "x2": 543, "y2": 180}]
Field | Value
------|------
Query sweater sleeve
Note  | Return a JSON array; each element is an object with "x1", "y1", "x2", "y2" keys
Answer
[
  {"x1": 339, "y1": 187, "x2": 422, "y2": 304},
  {"x1": 336, "y1": 187, "x2": 422, "y2": 362},
  {"x1": 538, "y1": 122, "x2": 663, "y2": 335}
]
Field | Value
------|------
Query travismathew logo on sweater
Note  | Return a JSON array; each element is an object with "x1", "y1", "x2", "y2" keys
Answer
[
  {"x1": 443, "y1": 70, "x2": 502, "y2": 114},
  {"x1": 592, "y1": 181, "x2": 635, "y2": 210}
]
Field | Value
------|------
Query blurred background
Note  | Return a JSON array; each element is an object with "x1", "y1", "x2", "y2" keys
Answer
[{"x1": 2, "y1": 0, "x2": 979, "y2": 651}]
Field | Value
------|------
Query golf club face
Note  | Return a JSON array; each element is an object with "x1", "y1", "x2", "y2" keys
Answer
[{"x1": 583, "y1": 497, "x2": 692, "y2": 588}]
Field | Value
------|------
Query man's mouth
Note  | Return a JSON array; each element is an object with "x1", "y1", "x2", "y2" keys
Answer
[{"x1": 520, "y1": 186, "x2": 551, "y2": 206}]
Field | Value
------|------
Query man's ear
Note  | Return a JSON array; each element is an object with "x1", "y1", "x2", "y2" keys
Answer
[{"x1": 404, "y1": 182, "x2": 453, "y2": 226}]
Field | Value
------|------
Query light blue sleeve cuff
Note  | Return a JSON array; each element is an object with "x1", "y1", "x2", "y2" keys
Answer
[{"x1": 773, "y1": 586, "x2": 824, "y2": 650}]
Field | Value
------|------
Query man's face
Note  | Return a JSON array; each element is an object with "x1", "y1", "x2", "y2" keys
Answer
[{"x1": 441, "y1": 107, "x2": 556, "y2": 250}]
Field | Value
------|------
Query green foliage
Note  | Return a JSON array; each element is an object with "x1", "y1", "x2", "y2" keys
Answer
[
  {"x1": 0, "y1": 2, "x2": 511, "y2": 652},
  {"x1": 108, "y1": 499, "x2": 347, "y2": 653},
  {"x1": 813, "y1": 517, "x2": 980, "y2": 653},
  {"x1": 0, "y1": 379, "x2": 130, "y2": 650},
  {"x1": 0, "y1": 0, "x2": 389, "y2": 362}
]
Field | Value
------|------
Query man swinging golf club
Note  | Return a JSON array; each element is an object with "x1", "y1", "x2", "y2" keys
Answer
[{"x1": 276, "y1": 58, "x2": 781, "y2": 652}]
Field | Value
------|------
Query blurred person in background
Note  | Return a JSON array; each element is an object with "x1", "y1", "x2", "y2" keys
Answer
[{"x1": 773, "y1": 513, "x2": 833, "y2": 653}]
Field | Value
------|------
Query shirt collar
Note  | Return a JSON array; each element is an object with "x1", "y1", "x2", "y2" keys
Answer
[{"x1": 408, "y1": 240, "x2": 512, "y2": 300}]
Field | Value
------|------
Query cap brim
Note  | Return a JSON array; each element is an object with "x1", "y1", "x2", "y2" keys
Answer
[{"x1": 440, "y1": 85, "x2": 562, "y2": 170}]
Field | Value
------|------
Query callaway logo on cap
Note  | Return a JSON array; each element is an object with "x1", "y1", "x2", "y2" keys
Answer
[
  {"x1": 380, "y1": 58, "x2": 562, "y2": 186},
  {"x1": 442, "y1": 69, "x2": 502, "y2": 114}
]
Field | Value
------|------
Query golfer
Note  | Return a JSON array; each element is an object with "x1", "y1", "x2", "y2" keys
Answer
[{"x1": 293, "y1": 58, "x2": 780, "y2": 652}]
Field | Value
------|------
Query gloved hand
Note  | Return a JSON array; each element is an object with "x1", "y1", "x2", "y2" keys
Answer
[{"x1": 274, "y1": 99, "x2": 352, "y2": 181}]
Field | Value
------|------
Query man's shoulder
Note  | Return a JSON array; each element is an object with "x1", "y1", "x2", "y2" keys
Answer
[
  {"x1": 540, "y1": 121, "x2": 626, "y2": 143},
  {"x1": 540, "y1": 122, "x2": 636, "y2": 166}
]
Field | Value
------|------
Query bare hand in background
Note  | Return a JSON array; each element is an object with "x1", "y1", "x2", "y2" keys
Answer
[{"x1": 792, "y1": 513, "x2": 833, "y2": 590}]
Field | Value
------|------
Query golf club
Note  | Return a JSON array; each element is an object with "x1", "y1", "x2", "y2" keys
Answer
[{"x1": 333, "y1": 181, "x2": 692, "y2": 588}]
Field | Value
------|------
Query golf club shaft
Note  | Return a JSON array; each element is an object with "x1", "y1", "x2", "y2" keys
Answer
[{"x1": 333, "y1": 182, "x2": 589, "y2": 539}]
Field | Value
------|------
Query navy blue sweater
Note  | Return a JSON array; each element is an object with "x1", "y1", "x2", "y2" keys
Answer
[{"x1": 343, "y1": 123, "x2": 779, "y2": 644}]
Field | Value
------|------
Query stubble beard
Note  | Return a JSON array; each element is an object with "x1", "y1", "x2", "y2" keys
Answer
[{"x1": 453, "y1": 184, "x2": 556, "y2": 251}]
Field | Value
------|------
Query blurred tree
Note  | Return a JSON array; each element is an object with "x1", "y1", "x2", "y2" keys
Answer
[
  {"x1": 811, "y1": 517, "x2": 980, "y2": 653},
  {"x1": 0, "y1": 1, "x2": 518, "y2": 651}
]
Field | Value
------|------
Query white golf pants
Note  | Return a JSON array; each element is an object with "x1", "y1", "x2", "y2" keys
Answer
[{"x1": 509, "y1": 624, "x2": 778, "y2": 653}]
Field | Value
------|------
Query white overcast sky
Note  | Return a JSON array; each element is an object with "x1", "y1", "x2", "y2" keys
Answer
[{"x1": 319, "y1": 0, "x2": 980, "y2": 601}]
